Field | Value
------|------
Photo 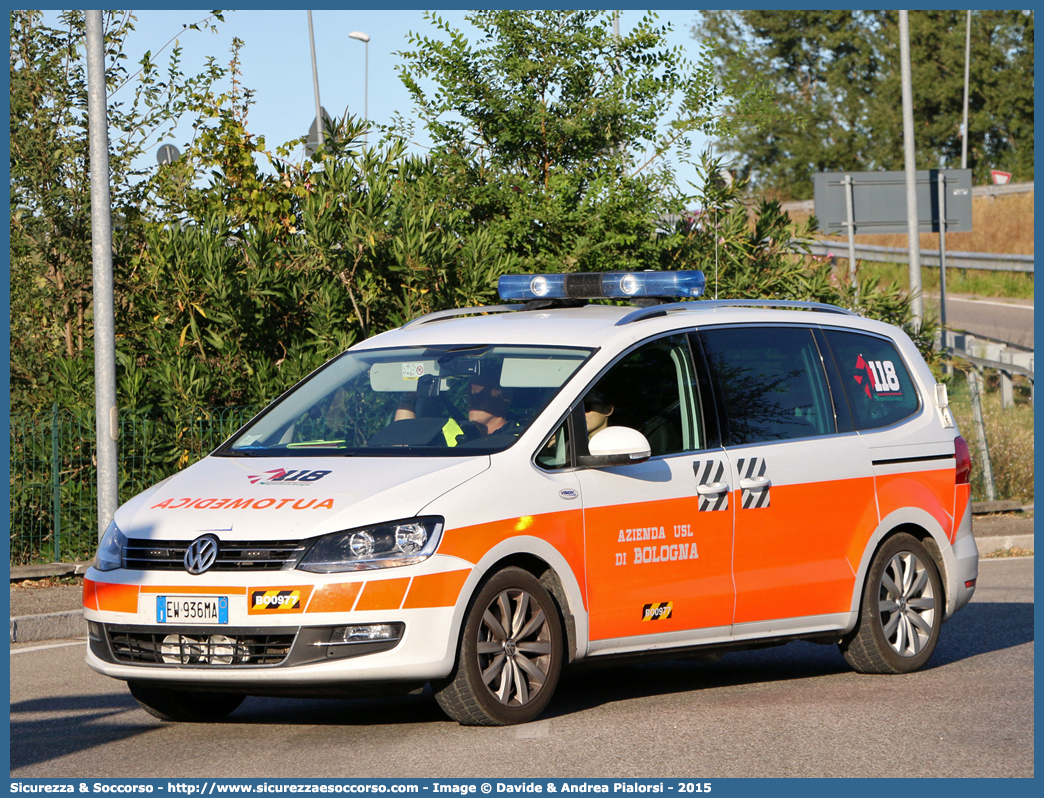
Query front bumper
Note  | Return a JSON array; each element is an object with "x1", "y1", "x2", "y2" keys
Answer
[{"x1": 83, "y1": 557, "x2": 471, "y2": 688}]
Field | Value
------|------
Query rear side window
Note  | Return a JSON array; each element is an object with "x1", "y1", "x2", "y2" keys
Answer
[
  {"x1": 698, "y1": 326, "x2": 834, "y2": 446},
  {"x1": 823, "y1": 329, "x2": 920, "y2": 430}
]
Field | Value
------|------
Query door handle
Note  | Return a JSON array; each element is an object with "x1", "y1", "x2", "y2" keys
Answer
[
  {"x1": 696, "y1": 481, "x2": 729, "y2": 496},
  {"x1": 739, "y1": 475, "x2": 771, "y2": 490}
]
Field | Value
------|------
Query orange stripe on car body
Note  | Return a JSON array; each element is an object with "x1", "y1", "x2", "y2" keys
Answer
[
  {"x1": 437, "y1": 509, "x2": 586, "y2": 603},
  {"x1": 402, "y1": 570, "x2": 471, "y2": 609},
  {"x1": 875, "y1": 469, "x2": 955, "y2": 542},
  {"x1": 82, "y1": 578, "x2": 99, "y2": 611},
  {"x1": 733, "y1": 477, "x2": 876, "y2": 624},
  {"x1": 306, "y1": 582, "x2": 363, "y2": 613},
  {"x1": 355, "y1": 578, "x2": 411, "y2": 611},
  {"x1": 584, "y1": 495, "x2": 732, "y2": 641},
  {"x1": 94, "y1": 582, "x2": 140, "y2": 614}
]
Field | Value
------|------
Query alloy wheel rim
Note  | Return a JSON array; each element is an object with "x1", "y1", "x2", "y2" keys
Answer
[
  {"x1": 476, "y1": 587, "x2": 553, "y2": 707},
  {"x1": 878, "y1": 551, "x2": 936, "y2": 657}
]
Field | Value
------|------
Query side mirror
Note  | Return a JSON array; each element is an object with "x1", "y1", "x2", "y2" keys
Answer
[{"x1": 578, "y1": 427, "x2": 651, "y2": 468}]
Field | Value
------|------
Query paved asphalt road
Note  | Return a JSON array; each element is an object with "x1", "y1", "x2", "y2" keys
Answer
[
  {"x1": 925, "y1": 295, "x2": 1035, "y2": 349},
  {"x1": 10, "y1": 558, "x2": 1033, "y2": 779}
]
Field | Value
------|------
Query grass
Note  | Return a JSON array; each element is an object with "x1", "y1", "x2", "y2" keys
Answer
[
  {"x1": 854, "y1": 262, "x2": 1034, "y2": 299},
  {"x1": 981, "y1": 547, "x2": 1034, "y2": 558},
  {"x1": 945, "y1": 371, "x2": 1034, "y2": 503}
]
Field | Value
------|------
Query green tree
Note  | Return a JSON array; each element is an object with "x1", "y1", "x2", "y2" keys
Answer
[
  {"x1": 396, "y1": 10, "x2": 781, "y2": 275},
  {"x1": 696, "y1": 10, "x2": 1034, "y2": 199},
  {"x1": 9, "y1": 9, "x2": 226, "y2": 415}
]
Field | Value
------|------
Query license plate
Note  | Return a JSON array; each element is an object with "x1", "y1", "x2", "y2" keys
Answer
[{"x1": 156, "y1": 596, "x2": 228, "y2": 624}]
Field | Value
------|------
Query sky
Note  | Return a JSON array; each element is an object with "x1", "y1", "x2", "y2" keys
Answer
[{"x1": 82, "y1": 8, "x2": 715, "y2": 193}]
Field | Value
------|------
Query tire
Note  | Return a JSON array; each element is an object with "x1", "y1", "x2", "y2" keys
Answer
[
  {"x1": 128, "y1": 682, "x2": 244, "y2": 722},
  {"x1": 841, "y1": 533, "x2": 943, "y2": 674},
  {"x1": 435, "y1": 567, "x2": 564, "y2": 726}
]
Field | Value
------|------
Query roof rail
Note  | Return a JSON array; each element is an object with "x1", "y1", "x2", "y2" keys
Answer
[
  {"x1": 616, "y1": 299, "x2": 857, "y2": 326},
  {"x1": 401, "y1": 304, "x2": 523, "y2": 329}
]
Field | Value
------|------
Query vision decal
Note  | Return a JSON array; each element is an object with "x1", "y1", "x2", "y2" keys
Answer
[
  {"x1": 642, "y1": 602, "x2": 673, "y2": 621},
  {"x1": 736, "y1": 456, "x2": 770, "y2": 509},
  {"x1": 633, "y1": 543, "x2": 697, "y2": 564},
  {"x1": 853, "y1": 354, "x2": 903, "y2": 398},
  {"x1": 149, "y1": 497, "x2": 335, "y2": 510},
  {"x1": 247, "y1": 468, "x2": 331, "y2": 486},
  {"x1": 693, "y1": 460, "x2": 728, "y2": 511},
  {"x1": 249, "y1": 589, "x2": 304, "y2": 614}
]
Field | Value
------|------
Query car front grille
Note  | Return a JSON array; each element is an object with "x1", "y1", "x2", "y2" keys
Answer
[
  {"x1": 107, "y1": 628, "x2": 297, "y2": 666},
  {"x1": 124, "y1": 538, "x2": 307, "y2": 571}
]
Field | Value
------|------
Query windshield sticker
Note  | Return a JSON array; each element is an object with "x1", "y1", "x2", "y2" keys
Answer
[
  {"x1": 401, "y1": 362, "x2": 426, "y2": 381},
  {"x1": 247, "y1": 468, "x2": 331, "y2": 486},
  {"x1": 150, "y1": 497, "x2": 335, "y2": 510},
  {"x1": 854, "y1": 354, "x2": 903, "y2": 398}
]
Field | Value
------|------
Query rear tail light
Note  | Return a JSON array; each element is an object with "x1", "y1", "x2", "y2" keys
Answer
[{"x1": 954, "y1": 436, "x2": 972, "y2": 485}]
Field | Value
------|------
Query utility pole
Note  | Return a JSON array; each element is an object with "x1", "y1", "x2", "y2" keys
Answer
[
  {"x1": 308, "y1": 11, "x2": 324, "y2": 149},
  {"x1": 899, "y1": 11, "x2": 923, "y2": 328},
  {"x1": 961, "y1": 10, "x2": 971, "y2": 169},
  {"x1": 85, "y1": 11, "x2": 120, "y2": 537}
]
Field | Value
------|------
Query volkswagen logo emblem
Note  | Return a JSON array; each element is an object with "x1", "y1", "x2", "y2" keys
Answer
[{"x1": 184, "y1": 535, "x2": 219, "y2": 575}]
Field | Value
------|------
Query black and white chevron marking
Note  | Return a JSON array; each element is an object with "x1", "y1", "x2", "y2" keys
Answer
[
  {"x1": 736, "y1": 456, "x2": 770, "y2": 509},
  {"x1": 693, "y1": 460, "x2": 728, "y2": 512}
]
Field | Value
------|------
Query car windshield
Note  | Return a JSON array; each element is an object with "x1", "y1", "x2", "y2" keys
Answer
[{"x1": 219, "y1": 345, "x2": 593, "y2": 457}]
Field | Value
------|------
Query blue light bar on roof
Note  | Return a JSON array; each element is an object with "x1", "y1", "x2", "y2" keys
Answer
[{"x1": 498, "y1": 271, "x2": 706, "y2": 302}]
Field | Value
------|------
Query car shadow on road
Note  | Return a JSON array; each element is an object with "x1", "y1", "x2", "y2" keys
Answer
[
  {"x1": 543, "y1": 599, "x2": 1034, "y2": 720},
  {"x1": 9, "y1": 600, "x2": 1031, "y2": 766},
  {"x1": 10, "y1": 692, "x2": 162, "y2": 772}
]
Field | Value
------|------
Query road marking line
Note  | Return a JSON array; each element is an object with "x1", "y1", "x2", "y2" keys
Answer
[
  {"x1": 946, "y1": 297, "x2": 1034, "y2": 311},
  {"x1": 11, "y1": 638, "x2": 88, "y2": 655}
]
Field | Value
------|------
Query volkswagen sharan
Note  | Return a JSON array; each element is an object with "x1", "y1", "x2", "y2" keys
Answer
[{"x1": 84, "y1": 270, "x2": 978, "y2": 725}]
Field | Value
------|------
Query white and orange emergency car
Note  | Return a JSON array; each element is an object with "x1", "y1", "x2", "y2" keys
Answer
[{"x1": 84, "y1": 271, "x2": 978, "y2": 725}]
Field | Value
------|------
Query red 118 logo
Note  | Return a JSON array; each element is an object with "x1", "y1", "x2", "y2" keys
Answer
[{"x1": 854, "y1": 355, "x2": 902, "y2": 397}]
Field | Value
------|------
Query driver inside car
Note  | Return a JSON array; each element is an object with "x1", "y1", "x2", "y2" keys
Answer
[{"x1": 394, "y1": 369, "x2": 523, "y2": 446}]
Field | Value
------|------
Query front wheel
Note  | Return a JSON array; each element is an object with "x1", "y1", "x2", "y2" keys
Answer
[
  {"x1": 128, "y1": 682, "x2": 244, "y2": 722},
  {"x1": 435, "y1": 567, "x2": 564, "y2": 725},
  {"x1": 840, "y1": 533, "x2": 943, "y2": 674}
]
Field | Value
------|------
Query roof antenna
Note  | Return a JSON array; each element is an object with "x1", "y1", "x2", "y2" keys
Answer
[{"x1": 714, "y1": 206, "x2": 719, "y2": 301}]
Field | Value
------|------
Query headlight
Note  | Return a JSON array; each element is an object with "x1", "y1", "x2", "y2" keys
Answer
[
  {"x1": 297, "y1": 517, "x2": 444, "y2": 573},
  {"x1": 93, "y1": 520, "x2": 126, "y2": 571}
]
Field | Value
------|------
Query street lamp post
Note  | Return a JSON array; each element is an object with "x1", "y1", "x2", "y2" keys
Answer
[
  {"x1": 308, "y1": 11, "x2": 323, "y2": 149},
  {"x1": 348, "y1": 31, "x2": 370, "y2": 142}
]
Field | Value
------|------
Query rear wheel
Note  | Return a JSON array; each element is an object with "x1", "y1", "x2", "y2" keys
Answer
[
  {"x1": 435, "y1": 567, "x2": 564, "y2": 726},
  {"x1": 841, "y1": 533, "x2": 943, "y2": 674},
  {"x1": 128, "y1": 682, "x2": 244, "y2": 722}
]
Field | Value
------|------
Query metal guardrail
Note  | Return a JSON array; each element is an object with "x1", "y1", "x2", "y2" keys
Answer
[{"x1": 804, "y1": 240, "x2": 1033, "y2": 273}]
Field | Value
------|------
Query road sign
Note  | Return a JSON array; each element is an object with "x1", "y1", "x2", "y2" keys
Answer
[
  {"x1": 156, "y1": 144, "x2": 180, "y2": 165},
  {"x1": 813, "y1": 170, "x2": 973, "y2": 235},
  {"x1": 305, "y1": 107, "x2": 334, "y2": 156},
  {"x1": 991, "y1": 170, "x2": 1012, "y2": 185}
]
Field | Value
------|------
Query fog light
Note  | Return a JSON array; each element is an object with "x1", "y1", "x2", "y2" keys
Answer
[
  {"x1": 332, "y1": 623, "x2": 404, "y2": 644},
  {"x1": 87, "y1": 621, "x2": 103, "y2": 640}
]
